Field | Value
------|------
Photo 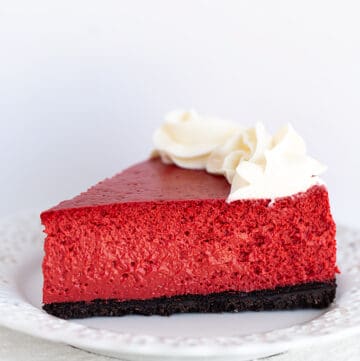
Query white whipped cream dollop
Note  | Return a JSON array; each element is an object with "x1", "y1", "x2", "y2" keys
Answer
[{"x1": 153, "y1": 110, "x2": 326, "y2": 202}]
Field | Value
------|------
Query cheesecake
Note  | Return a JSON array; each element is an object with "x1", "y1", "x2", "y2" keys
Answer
[{"x1": 41, "y1": 111, "x2": 337, "y2": 319}]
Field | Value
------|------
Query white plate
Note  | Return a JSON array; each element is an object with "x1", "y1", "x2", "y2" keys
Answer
[{"x1": 0, "y1": 212, "x2": 359, "y2": 361}]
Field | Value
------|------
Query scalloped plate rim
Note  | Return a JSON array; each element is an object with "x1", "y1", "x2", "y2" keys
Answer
[{"x1": 0, "y1": 212, "x2": 359, "y2": 360}]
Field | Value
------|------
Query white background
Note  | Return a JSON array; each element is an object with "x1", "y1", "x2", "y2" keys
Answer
[{"x1": 1, "y1": 0, "x2": 359, "y2": 227}]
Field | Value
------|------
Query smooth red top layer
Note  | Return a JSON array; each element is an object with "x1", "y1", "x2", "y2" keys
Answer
[
  {"x1": 41, "y1": 159, "x2": 337, "y2": 304},
  {"x1": 50, "y1": 159, "x2": 230, "y2": 211}
]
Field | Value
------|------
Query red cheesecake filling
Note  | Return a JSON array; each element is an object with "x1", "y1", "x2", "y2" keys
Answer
[{"x1": 41, "y1": 159, "x2": 337, "y2": 304}]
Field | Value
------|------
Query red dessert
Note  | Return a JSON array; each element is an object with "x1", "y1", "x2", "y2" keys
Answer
[{"x1": 41, "y1": 158, "x2": 337, "y2": 318}]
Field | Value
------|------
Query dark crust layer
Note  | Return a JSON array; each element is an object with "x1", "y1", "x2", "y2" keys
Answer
[{"x1": 43, "y1": 280, "x2": 336, "y2": 319}]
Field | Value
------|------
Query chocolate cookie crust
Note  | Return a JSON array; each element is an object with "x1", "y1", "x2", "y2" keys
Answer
[{"x1": 43, "y1": 280, "x2": 336, "y2": 319}]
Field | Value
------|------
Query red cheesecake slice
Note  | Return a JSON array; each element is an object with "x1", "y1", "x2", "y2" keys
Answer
[{"x1": 41, "y1": 158, "x2": 337, "y2": 319}]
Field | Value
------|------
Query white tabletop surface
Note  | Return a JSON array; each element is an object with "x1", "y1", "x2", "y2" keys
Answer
[{"x1": 1, "y1": 326, "x2": 359, "y2": 361}]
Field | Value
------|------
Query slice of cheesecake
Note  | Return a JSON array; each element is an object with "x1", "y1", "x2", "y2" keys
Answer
[{"x1": 41, "y1": 158, "x2": 337, "y2": 319}]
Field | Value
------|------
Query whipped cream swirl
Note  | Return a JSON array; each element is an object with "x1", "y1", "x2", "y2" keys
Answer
[{"x1": 153, "y1": 110, "x2": 326, "y2": 202}]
